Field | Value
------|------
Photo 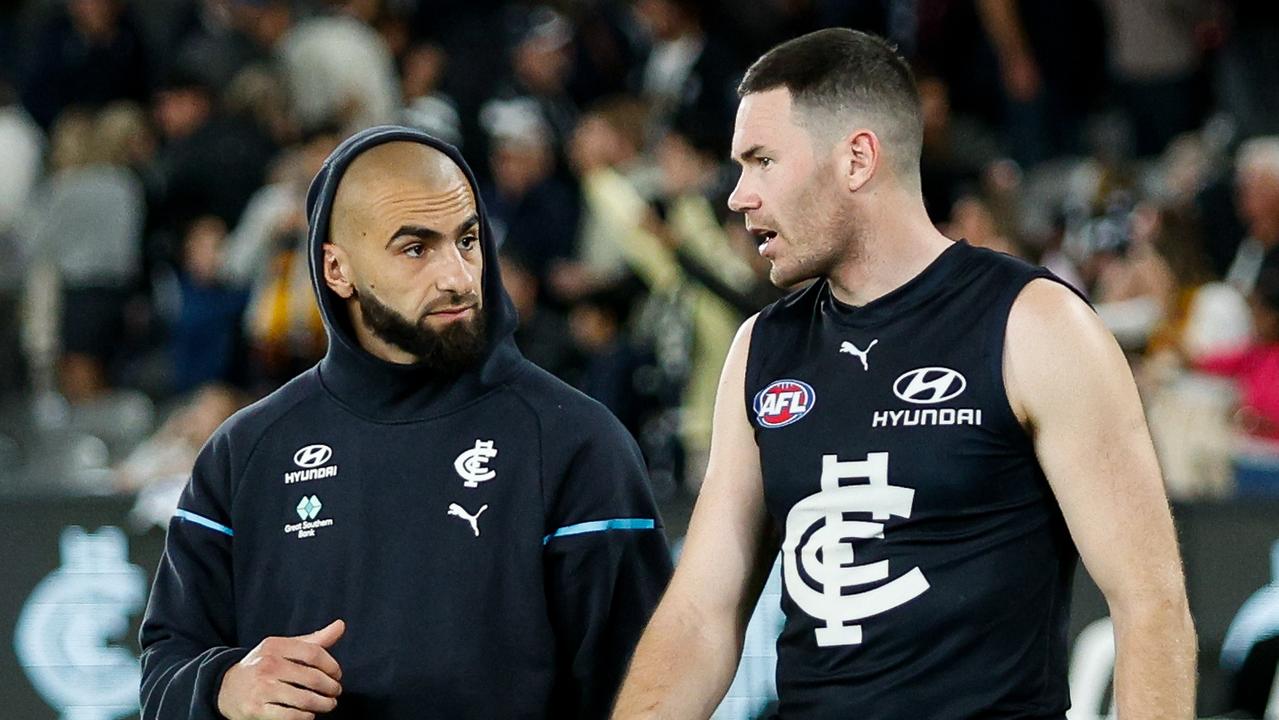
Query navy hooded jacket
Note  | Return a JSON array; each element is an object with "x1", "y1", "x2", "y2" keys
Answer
[{"x1": 139, "y1": 126, "x2": 673, "y2": 718}]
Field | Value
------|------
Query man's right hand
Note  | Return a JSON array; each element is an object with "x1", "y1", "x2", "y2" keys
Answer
[{"x1": 217, "y1": 619, "x2": 345, "y2": 720}]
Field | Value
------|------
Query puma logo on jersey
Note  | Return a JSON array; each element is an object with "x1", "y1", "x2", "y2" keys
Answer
[
  {"x1": 448, "y1": 503, "x2": 488, "y2": 537},
  {"x1": 754, "y1": 380, "x2": 816, "y2": 428},
  {"x1": 839, "y1": 340, "x2": 878, "y2": 371}
]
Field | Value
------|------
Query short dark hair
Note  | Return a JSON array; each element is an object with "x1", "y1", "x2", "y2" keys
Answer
[{"x1": 738, "y1": 28, "x2": 923, "y2": 177}]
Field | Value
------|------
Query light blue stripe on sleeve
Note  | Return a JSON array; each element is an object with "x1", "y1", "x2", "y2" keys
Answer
[
  {"x1": 175, "y1": 509, "x2": 234, "y2": 537},
  {"x1": 543, "y1": 518, "x2": 655, "y2": 545}
]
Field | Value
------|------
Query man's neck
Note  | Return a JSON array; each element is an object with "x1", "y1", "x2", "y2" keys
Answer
[{"x1": 825, "y1": 189, "x2": 954, "y2": 307}]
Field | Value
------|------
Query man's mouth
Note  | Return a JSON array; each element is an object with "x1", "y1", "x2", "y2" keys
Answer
[
  {"x1": 748, "y1": 225, "x2": 779, "y2": 257},
  {"x1": 427, "y1": 305, "x2": 476, "y2": 320}
]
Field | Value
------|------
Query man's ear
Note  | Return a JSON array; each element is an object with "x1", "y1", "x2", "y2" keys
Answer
[
  {"x1": 323, "y1": 242, "x2": 355, "y2": 299},
  {"x1": 841, "y1": 129, "x2": 881, "y2": 193}
]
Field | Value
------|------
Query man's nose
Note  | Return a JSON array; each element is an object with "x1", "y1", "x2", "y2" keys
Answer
[
  {"x1": 434, "y1": 246, "x2": 477, "y2": 296},
  {"x1": 727, "y1": 174, "x2": 760, "y2": 213}
]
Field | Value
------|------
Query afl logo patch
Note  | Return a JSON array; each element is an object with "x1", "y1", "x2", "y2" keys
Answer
[{"x1": 754, "y1": 379, "x2": 816, "y2": 428}]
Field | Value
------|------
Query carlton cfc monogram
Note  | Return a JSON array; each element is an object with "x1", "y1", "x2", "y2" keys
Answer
[
  {"x1": 782, "y1": 451, "x2": 930, "y2": 647},
  {"x1": 454, "y1": 440, "x2": 498, "y2": 487}
]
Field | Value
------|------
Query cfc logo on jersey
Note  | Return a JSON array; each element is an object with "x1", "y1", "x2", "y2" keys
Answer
[
  {"x1": 754, "y1": 379, "x2": 816, "y2": 428},
  {"x1": 783, "y1": 452, "x2": 930, "y2": 646}
]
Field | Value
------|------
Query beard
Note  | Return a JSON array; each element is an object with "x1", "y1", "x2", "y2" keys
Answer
[
  {"x1": 355, "y1": 287, "x2": 488, "y2": 376},
  {"x1": 768, "y1": 181, "x2": 861, "y2": 289}
]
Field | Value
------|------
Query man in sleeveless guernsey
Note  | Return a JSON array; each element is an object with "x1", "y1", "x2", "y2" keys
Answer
[
  {"x1": 613, "y1": 29, "x2": 1195, "y2": 720},
  {"x1": 139, "y1": 127, "x2": 672, "y2": 719}
]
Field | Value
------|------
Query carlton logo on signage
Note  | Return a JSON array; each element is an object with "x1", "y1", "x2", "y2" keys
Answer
[
  {"x1": 293, "y1": 444, "x2": 332, "y2": 469},
  {"x1": 893, "y1": 368, "x2": 967, "y2": 405}
]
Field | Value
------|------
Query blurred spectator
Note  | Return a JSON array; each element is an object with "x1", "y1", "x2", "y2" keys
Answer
[
  {"x1": 1195, "y1": 270, "x2": 1279, "y2": 446},
  {"x1": 19, "y1": 0, "x2": 152, "y2": 129},
  {"x1": 0, "y1": 74, "x2": 42, "y2": 394},
  {"x1": 1142, "y1": 206, "x2": 1254, "y2": 498},
  {"x1": 632, "y1": 0, "x2": 739, "y2": 152},
  {"x1": 1143, "y1": 205, "x2": 1251, "y2": 362},
  {"x1": 1100, "y1": 0, "x2": 1207, "y2": 158},
  {"x1": 944, "y1": 194, "x2": 1025, "y2": 257},
  {"x1": 400, "y1": 41, "x2": 463, "y2": 146},
  {"x1": 164, "y1": 0, "x2": 271, "y2": 93},
  {"x1": 474, "y1": 5, "x2": 581, "y2": 176},
  {"x1": 1215, "y1": 0, "x2": 1279, "y2": 140},
  {"x1": 649, "y1": 121, "x2": 765, "y2": 481},
  {"x1": 114, "y1": 383, "x2": 248, "y2": 492},
  {"x1": 150, "y1": 64, "x2": 274, "y2": 263},
  {"x1": 1091, "y1": 204, "x2": 1178, "y2": 350},
  {"x1": 0, "y1": 79, "x2": 43, "y2": 252},
  {"x1": 222, "y1": 125, "x2": 338, "y2": 288},
  {"x1": 170, "y1": 216, "x2": 249, "y2": 394},
  {"x1": 973, "y1": 0, "x2": 1108, "y2": 167},
  {"x1": 561, "y1": 1, "x2": 644, "y2": 106},
  {"x1": 482, "y1": 98, "x2": 580, "y2": 288},
  {"x1": 918, "y1": 73, "x2": 1001, "y2": 223},
  {"x1": 276, "y1": 0, "x2": 400, "y2": 131},
  {"x1": 506, "y1": 6, "x2": 578, "y2": 144},
  {"x1": 225, "y1": 128, "x2": 334, "y2": 391},
  {"x1": 499, "y1": 252, "x2": 578, "y2": 379},
  {"x1": 22, "y1": 107, "x2": 146, "y2": 403},
  {"x1": 569, "y1": 281, "x2": 647, "y2": 434},
  {"x1": 223, "y1": 64, "x2": 299, "y2": 148},
  {"x1": 1226, "y1": 136, "x2": 1279, "y2": 295},
  {"x1": 553, "y1": 95, "x2": 655, "y2": 302}
]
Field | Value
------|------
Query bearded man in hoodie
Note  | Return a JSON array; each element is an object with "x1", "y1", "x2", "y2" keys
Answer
[{"x1": 139, "y1": 126, "x2": 673, "y2": 720}]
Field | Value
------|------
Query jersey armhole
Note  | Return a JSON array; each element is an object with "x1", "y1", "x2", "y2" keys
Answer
[
  {"x1": 742, "y1": 315, "x2": 767, "y2": 438},
  {"x1": 986, "y1": 271, "x2": 1089, "y2": 445}
]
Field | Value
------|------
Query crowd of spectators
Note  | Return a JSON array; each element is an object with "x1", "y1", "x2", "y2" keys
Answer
[{"x1": 1, "y1": 0, "x2": 1278, "y2": 499}]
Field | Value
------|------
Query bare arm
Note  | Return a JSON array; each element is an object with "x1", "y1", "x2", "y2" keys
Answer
[
  {"x1": 612, "y1": 316, "x2": 777, "y2": 719},
  {"x1": 1006, "y1": 280, "x2": 1196, "y2": 719}
]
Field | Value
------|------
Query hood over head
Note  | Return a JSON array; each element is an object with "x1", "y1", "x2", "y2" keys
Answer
[{"x1": 305, "y1": 125, "x2": 524, "y2": 421}]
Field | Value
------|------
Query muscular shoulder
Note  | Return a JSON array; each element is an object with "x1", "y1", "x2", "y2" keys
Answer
[{"x1": 1004, "y1": 278, "x2": 1124, "y2": 427}]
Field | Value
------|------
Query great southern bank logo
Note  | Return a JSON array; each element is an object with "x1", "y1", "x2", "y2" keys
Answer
[
  {"x1": 285, "y1": 495, "x2": 333, "y2": 539},
  {"x1": 285, "y1": 444, "x2": 338, "y2": 484},
  {"x1": 296, "y1": 495, "x2": 323, "y2": 520},
  {"x1": 14, "y1": 526, "x2": 145, "y2": 720},
  {"x1": 754, "y1": 379, "x2": 816, "y2": 429}
]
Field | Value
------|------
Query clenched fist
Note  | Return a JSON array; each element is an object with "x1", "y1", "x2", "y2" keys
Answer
[{"x1": 217, "y1": 619, "x2": 345, "y2": 720}]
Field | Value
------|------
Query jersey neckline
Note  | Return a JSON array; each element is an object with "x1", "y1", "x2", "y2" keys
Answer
[{"x1": 821, "y1": 239, "x2": 971, "y2": 328}]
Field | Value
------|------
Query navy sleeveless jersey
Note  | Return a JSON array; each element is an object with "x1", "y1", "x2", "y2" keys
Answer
[{"x1": 745, "y1": 241, "x2": 1079, "y2": 719}]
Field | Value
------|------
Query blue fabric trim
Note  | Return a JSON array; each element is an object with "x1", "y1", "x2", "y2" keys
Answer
[
  {"x1": 175, "y1": 509, "x2": 234, "y2": 537},
  {"x1": 543, "y1": 518, "x2": 655, "y2": 545}
]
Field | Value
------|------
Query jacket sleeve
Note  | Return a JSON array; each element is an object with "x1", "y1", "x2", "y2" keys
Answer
[
  {"x1": 139, "y1": 430, "x2": 249, "y2": 719},
  {"x1": 542, "y1": 408, "x2": 674, "y2": 719}
]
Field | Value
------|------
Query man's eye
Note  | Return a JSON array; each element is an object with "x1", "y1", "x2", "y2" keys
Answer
[
  {"x1": 404, "y1": 244, "x2": 424, "y2": 258},
  {"x1": 459, "y1": 234, "x2": 479, "y2": 251},
  {"x1": 759, "y1": 157, "x2": 774, "y2": 168}
]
